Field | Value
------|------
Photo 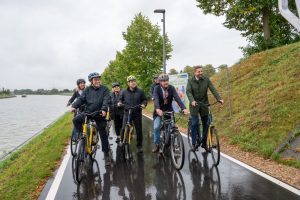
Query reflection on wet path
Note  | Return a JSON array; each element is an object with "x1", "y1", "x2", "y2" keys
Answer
[{"x1": 48, "y1": 117, "x2": 300, "y2": 200}]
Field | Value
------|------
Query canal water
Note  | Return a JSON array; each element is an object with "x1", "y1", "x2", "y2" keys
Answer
[{"x1": 0, "y1": 95, "x2": 69, "y2": 159}]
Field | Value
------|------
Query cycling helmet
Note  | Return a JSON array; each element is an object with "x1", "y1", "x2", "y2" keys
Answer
[
  {"x1": 76, "y1": 79, "x2": 85, "y2": 85},
  {"x1": 127, "y1": 75, "x2": 136, "y2": 82},
  {"x1": 112, "y1": 82, "x2": 120, "y2": 88},
  {"x1": 153, "y1": 74, "x2": 159, "y2": 79},
  {"x1": 88, "y1": 72, "x2": 101, "y2": 82},
  {"x1": 158, "y1": 74, "x2": 169, "y2": 81}
]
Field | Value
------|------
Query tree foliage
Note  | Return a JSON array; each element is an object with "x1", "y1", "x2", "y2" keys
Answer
[
  {"x1": 196, "y1": 0, "x2": 300, "y2": 56},
  {"x1": 169, "y1": 68, "x2": 179, "y2": 75},
  {"x1": 101, "y1": 13, "x2": 172, "y2": 95}
]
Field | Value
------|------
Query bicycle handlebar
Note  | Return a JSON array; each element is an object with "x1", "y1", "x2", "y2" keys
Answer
[
  {"x1": 119, "y1": 103, "x2": 143, "y2": 110},
  {"x1": 195, "y1": 101, "x2": 221, "y2": 107}
]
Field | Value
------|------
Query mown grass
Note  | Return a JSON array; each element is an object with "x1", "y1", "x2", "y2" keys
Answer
[
  {"x1": 145, "y1": 41, "x2": 300, "y2": 168},
  {"x1": 0, "y1": 113, "x2": 72, "y2": 200}
]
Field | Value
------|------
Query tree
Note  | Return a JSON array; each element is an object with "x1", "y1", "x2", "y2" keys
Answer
[
  {"x1": 196, "y1": 0, "x2": 300, "y2": 56},
  {"x1": 101, "y1": 13, "x2": 173, "y2": 95},
  {"x1": 183, "y1": 65, "x2": 194, "y2": 79},
  {"x1": 218, "y1": 64, "x2": 228, "y2": 71},
  {"x1": 203, "y1": 64, "x2": 216, "y2": 77},
  {"x1": 169, "y1": 68, "x2": 178, "y2": 75}
]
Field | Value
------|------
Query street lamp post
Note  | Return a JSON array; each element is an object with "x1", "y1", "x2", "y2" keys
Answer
[{"x1": 154, "y1": 9, "x2": 166, "y2": 73}]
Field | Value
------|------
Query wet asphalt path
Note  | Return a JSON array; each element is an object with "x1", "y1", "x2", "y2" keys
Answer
[{"x1": 41, "y1": 116, "x2": 300, "y2": 200}]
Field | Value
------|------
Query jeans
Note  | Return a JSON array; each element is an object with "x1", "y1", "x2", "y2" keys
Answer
[
  {"x1": 191, "y1": 115, "x2": 208, "y2": 146},
  {"x1": 153, "y1": 116, "x2": 162, "y2": 145},
  {"x1": 73, "y1": 114, "x2": 109, "y2": 153}
]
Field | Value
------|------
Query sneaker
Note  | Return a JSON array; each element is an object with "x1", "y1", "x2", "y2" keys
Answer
[
  {"x1": 191, "y1": 145, "x2": 197, "y2": 152},
  {"x1": 152, "y1": 145, "x2": 159, "y2": 153},
  {"x1": 201, "y1": 144, "x2": 210, "y2": 152},
  {"x1": 137, "y1": 146, "x2": 143, "y2": 154}
]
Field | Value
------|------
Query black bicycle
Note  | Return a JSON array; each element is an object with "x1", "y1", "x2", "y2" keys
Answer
[
  {"x1": 158, "y1": 111, "x2": 185, "y2": 170},
  {"x1": 187, "y1": 101, "x2": 221, "y2": 166}
]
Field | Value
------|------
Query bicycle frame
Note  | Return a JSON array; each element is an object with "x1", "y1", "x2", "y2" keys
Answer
[{"x1": 122, "y1": 107, "x2": 135, "y2": 144}]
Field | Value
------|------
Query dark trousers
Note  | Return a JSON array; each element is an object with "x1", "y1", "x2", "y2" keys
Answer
[
  {"x1": 121, "y1": 111, "x2": 143, "y2": 147},
  {"x1": 114, "y1": 114, "x2": 123, "y2": 137},
  {"x1": 191, "y1": 115, "x2": 209, "y2": 146},
  {"x1": 73, "y1": 114, "x2": 109, "y2": 153}
]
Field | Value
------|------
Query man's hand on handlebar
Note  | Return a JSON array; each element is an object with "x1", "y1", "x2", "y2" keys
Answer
[
  {"x1": 141, "y1": 104, "x2": 146, "y2": 109},
  {"x1": 101, "y1": 111, "x2": 106, "y2": 117},
  {"x1": 219, "y1": 100, "x2": 224, "y2": 105},
  {"x1": 117, "y1": 102, "x2": 123, "y2": 107},
  {"x1": 70, "y1": 107, "x2": 76, "y2": 113}
]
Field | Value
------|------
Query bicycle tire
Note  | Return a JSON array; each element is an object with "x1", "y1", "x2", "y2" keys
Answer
[
  {"x1": 170, "y1": 131, "x2": 185, "y2": 170},
  {"x1": 75, "y1": 138, "x2": 84, "y2": 183},
  {"x1": 209, "y1": 127, "x2": 220, "y2": 166},
  {"x1": 71, "y1": 128, "x2": 78, "y2": 156}
]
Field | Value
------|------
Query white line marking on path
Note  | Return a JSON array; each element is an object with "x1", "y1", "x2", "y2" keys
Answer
[
  {"x1": 45, "y1": 146, "x2": 71, "y2": 200},
  {"x1": 143, "y1": 114, "x2": 300, "y2": 196}
]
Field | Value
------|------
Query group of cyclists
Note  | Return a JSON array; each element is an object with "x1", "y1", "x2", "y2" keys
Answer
[{"x1": 67, "y1": 65, "x2": 224, "y2": 167}]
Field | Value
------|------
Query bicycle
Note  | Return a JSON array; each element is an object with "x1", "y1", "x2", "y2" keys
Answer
[
  {"x1": 158, "y1": 111, "x2": 185, "y2": 170},
  {"x1": 187, "y1": 101, "x2": 221, "y2": 166},
  {"x1": 71, "y1": 109, "x2": 80, "y2": 156},
  {"x1": 75, "y1": 111, "x2": 101, "y2": 183},
  {"x1": 120, "y1": 104, "x2": 142, "y2": 162}
]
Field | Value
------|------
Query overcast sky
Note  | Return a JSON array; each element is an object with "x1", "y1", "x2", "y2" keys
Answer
[{"x1": 0, "y1": 0, "x2": 247, "y2": 90}]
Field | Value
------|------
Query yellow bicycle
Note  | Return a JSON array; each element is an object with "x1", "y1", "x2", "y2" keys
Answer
[
  {"x1": 75, "y1": 111, "x2": 100, "y2": 183},
  {"x1": 187, "y1": 101, "x2": 221, "y2": 166}
]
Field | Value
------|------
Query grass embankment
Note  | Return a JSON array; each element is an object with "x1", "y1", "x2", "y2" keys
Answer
[
  {"x1": 0, "y1": 113, "x2": 72, "y2": 200},
  {"x1": 145, "y1": 41, "x2": 300, "y2": 168}
]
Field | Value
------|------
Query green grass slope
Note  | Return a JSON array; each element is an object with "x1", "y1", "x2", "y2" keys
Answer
[{"x1": 211, "y1": 41, "x2": 300, "y2": 161}]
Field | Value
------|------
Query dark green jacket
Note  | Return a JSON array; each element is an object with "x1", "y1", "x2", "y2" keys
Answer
[{"x1": 186, "y1": 76, "x2": 221, "y2": 116}]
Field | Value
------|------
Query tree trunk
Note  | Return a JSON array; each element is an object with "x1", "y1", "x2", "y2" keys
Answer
[{"x1": 262, "y1": 6, "x2": 271, "y2": 49}]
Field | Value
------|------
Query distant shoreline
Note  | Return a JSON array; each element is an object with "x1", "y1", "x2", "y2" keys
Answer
[{"x1": 0, "y1": 95, "x2": 16, "y2": 99}]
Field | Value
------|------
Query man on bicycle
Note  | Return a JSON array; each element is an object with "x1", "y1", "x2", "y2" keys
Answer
[
  {"x1": 110, "y1": 82, "x2": 124, "y2": 143},
  {"x1": 152, "y1": 74, "x2": 188, "y2": 153},
  {"x1": 149, "y1": 74, "x2": 159, "y2": 99},
  {"x1": 186, "y1": 66, "x2": 224, "y2": 152},
  {"x1": 71, "y1": 72, "x2": 111, "y2": 166},
  {"x1": 118, "y1": 75, "x2": 147, "y2": 153}
]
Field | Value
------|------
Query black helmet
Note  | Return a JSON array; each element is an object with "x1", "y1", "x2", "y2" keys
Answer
[
  {"x1": 158, "y1": 74, "x2": 169, "y2": 81},
  {"x1": 76, "y1": 79, "x2": 85, "y2": 85},
  {"x1": 112, "y1": 82, "x2": 120, "y2": 88},
  {"x1": 88, "y1": 72, "x2": 101, "y2": 82}
]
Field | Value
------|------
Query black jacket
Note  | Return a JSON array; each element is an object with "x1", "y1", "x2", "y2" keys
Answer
[
  {"x1": 110, "y1": 92, "x2": 124, "y2": 118},
  {"x1": 72, "y1": 85, "x2": 110, "y2": 112},
  {"x1": 119, "y1": 87, "x2": 148, "y2": 113},
  {"x1": 68, "y1": 90, "x2": 81, "y2": 105},
  {"x1": 150, "y1": 83, "x2": 159, "y2": 97},
  {"x1": 153, "y1": 85, "x2": 186, "y2": 117}
]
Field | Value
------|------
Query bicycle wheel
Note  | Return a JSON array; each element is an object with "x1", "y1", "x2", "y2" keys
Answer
[
  {"x1": 187, "y1": 118, "x2": 193, "y2": 148},
  {"x1": 170, "y1": 131, "x2": 185, "y2": 170},
  {"x1": 75, "y1": 138, "x2": 85, "y2": 183},
  {"x1": 71, "y1": 128, "x2": 78, "y2": 156},
  {"x1": 209, "y1": 127, "x2": 220, "y2": 166}
]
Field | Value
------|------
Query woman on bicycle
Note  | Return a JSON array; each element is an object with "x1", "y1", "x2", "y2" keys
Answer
[
  {"x1": 67, "y1": 78, "x2": 86, "y2": 107},
  {"x1": 152, "y1": 74, "x2": 188, "y2": 153}
]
